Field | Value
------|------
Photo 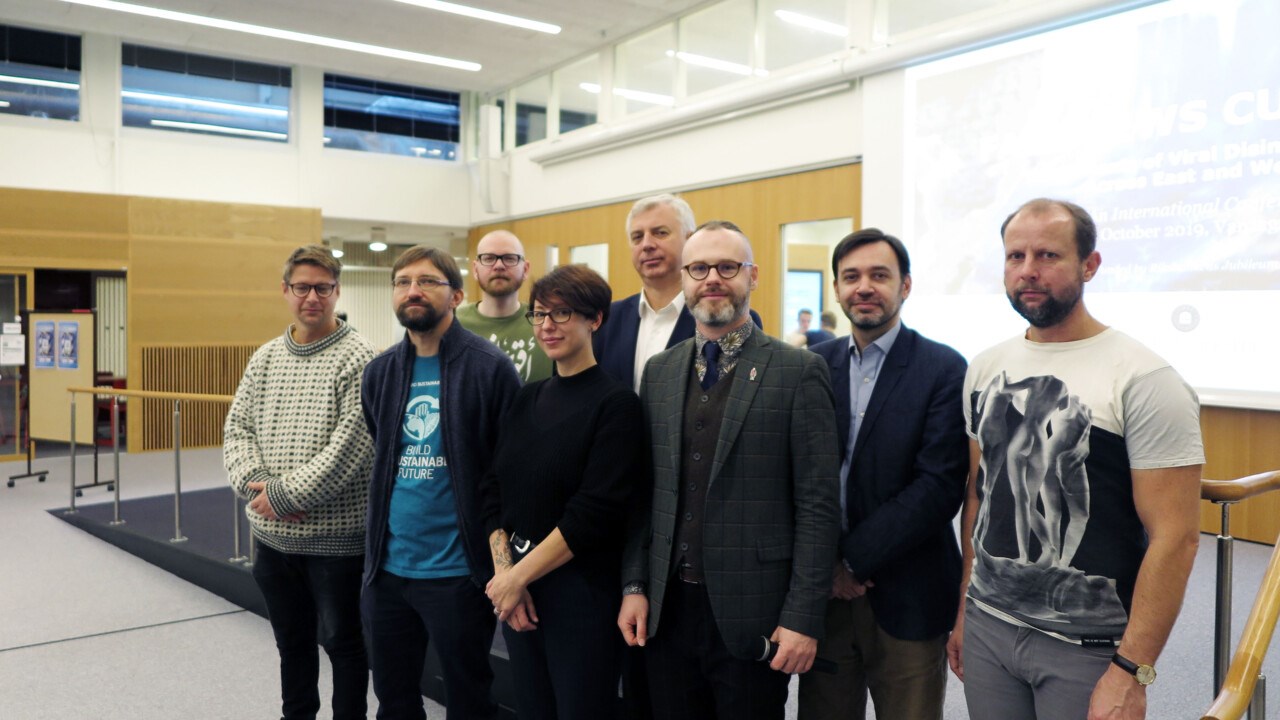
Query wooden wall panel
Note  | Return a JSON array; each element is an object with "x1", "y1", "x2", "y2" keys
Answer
[
  {"x1": 1199, "y1": 407, "x2": 1280, "y2": 544},
  {"x1": 469, "y1": 164, "x2": 861, "y2": 335},
  {"x1": 139, "y1": 345, "x2": 255, "y2": 451}
]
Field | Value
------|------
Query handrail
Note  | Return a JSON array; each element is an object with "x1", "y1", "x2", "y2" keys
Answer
[
  {"x1": 1202, "y1": 529, "x2": 1280, "y2": 720},
  {"x1": 67, "y1": 386, "x2": 235, "y2": 403},
  {"x1": 1202, "y1": 472, "x2": 1280, "y2": 504}
]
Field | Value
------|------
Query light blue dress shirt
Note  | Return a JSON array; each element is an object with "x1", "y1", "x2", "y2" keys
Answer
[{"x1": 839, "y1": 322, "x2": 902, "y2": 532}]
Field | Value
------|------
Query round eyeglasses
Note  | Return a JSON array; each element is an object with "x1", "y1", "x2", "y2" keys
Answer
[{"x1": 682, "y1": 261, "x2": 753, "y2": 281}]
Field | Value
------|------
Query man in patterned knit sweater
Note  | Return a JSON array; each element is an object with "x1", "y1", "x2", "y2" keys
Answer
[{"x1": 224, "y1": 244, "x2": 377, "y2": 720}]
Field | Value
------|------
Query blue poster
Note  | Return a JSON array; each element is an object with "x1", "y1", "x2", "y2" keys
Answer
[
  {"x1": 34, "y1": 321, "x2": 55, "y2": 368},
  {"x1": 57, "y1": 322, "x2": 78, "y2": 370}
]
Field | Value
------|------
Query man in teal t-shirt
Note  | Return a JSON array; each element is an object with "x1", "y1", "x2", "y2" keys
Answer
[{"x1": 456, "y1": 230, "x2": 551, "y2": 383}]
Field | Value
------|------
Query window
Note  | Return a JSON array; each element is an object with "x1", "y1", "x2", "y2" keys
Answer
[
  {"x1": 0, "y1": 24, "x2": 81, "y2": 122},
  {"x1": 121, "y1": 44, "x2": 290, "y2": 142},
  {"x1": 614, "y1": 24, "x2": 677, "y2": 116},
  {"x1": 762, "y1": 0, "x2": 850, "y2": 71},
  {"x1": 877, "y1": 0, "x2": 1011, "y2": 40},
  {"x1": 556, "y1": 55, "x2": 599, "y2": 135},
  {"x1": 513, "y1": 74, "x2": 550, "y2": 147},
  {"x1": 324, "y1": 74, "x2": 460, "y2": 159},
  {"x1": 679, "y1": 0, "x2": 759, "y2": 97}
]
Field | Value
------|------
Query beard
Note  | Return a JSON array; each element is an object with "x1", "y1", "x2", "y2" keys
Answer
[
  {"x1": 397, "y1": 301, "x2": 446, "y2": 332},
  {"x1": 689, "y1": 292, "x2": 746, "y2": 327},
  {"x1": 478, "y1": 273, "x2": 520, "y2": 298},
  {"x1": 1008, "y1": 285, "x2": 1081, "y2": 328}
]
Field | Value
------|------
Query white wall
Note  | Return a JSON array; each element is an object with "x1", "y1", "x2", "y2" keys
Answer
[
  {"x1": 480, "y1": 84, "x2": 863, "y2": 222},
  {"x1": 0, "y1": 33, "x2": 472, "y2": 228}
]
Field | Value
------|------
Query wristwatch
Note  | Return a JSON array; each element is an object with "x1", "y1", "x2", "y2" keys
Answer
[
  {"x1": 622, "y1": 581, "x2": 646, "y2": 596},
  {"x1": 1112, "y1": 652, "x2": 1156, "y2": 686}
]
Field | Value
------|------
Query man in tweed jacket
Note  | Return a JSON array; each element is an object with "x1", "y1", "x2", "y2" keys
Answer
[
  {"x1": 224, "y1": 245, "x2": 376, "y2": 720},
  {"x1": 618, "y1": 220, "x2": 841, "y2": 720}
]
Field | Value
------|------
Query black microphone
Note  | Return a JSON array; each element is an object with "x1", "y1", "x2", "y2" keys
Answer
[{"x1": 758, "y1": 637, "x2": 838, "y2": 674}]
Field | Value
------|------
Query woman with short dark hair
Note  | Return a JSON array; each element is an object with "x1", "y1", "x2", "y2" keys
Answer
[{"x1": 480, "y1": 264, "x2": 646, "y2": 719}]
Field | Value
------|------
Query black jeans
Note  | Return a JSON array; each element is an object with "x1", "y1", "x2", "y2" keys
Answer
[
  {"x1": 502, "y1": 560, "x2": 622, "y2": 720},
  {"x1": 251, "y1": 542, "x2": 368, "y2": 720},
  {"x1": 644, "y1": 581, "x2": 789, "y2": 720},
  {"x1": 362, "y1": 571, "x2": 499, "y2": 720}
]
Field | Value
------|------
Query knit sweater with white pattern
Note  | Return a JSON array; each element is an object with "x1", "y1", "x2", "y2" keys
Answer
[{"x1": 223, "y1": 320, "x2": 376, "y2": 556}]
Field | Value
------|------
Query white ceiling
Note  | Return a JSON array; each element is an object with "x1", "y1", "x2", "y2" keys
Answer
[{"x1": 1, "y1": 0, "x2": 714, "y2": 93}]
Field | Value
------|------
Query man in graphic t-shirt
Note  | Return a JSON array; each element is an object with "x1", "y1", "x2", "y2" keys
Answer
[
  {"x1": 947, "y1": 199, "x2": 1204, "y2": 720},
  {"x1": 455, "y1": 230, "x2": 551, "y2": 383},
  {"x1": 361, "y1": 245, "x2": 521, "y2": 719}
]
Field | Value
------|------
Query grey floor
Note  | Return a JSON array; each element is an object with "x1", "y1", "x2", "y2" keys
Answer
[{"x1": 1, "y1": 448, "x2": 1275, "y2": 720}]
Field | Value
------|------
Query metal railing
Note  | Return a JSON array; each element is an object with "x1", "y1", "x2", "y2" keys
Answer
[
  {"x1": 63, "y1": 386, "x2": 238, "y2": 550},
  {"x1": 1201, "y1": 471, "x2": 1280, "y2": 720}
]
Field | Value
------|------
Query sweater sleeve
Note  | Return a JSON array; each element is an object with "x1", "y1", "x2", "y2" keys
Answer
[
  {"x1": 556, "y1": 389, "x2": 647, "y2": 556},
  {"x1": 223, "y1": 347, "x2": 275, "y2": 499},
  {"x1": 263, "y1": 346, "x2": 376, "y2": 517}
]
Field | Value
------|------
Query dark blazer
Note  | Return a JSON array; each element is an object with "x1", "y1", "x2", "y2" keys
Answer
[
  {"x1": 810, "y1": 325, "x2": 968, "y2": 641},
  {"x1": 623, "y1": 328, "x2": 841, "y2": 658},
  {"x1": 593, "y1": 292, "x2": 761, "y2": 388}
]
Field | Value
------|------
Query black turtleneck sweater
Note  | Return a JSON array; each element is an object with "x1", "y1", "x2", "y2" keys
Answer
[{"x1": 480, "y1": 364, "x2": 647, "y2": 578}]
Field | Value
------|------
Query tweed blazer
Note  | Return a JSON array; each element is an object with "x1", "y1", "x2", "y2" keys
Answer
[{"x1": 623, "y1": 327, "x2": 841, "y2": 658}]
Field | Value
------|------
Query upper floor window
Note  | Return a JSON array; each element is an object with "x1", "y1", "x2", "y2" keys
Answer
[
  {"x1": 323, "y1": 74, "x2": 460, "y2": 160},
  {"x1": 121, "y1": 44, "x2": 291, "y2": 142},
  {"x1": 0, "y1": 24, "x2": 81, "y2": 122}
]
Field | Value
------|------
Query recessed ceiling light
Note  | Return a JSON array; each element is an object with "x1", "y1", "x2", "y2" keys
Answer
[
  {"x1": 0, "y1": 73, "x2": 80, "y2": 90},
  {"x1": 60, "y1": 0, "x2": 482, "y2": 71},
  {"x1": 149, "y1": 119, "x2": 288, "y2": 140},
  {"x1": 331, "y1": 249, "x2": 345, "y2": 258},
  {"x1": 774, "y1": 9, "x2": 848, "y2": 37},
  {"x1": 578, "y1": 83, "x2": 674, "y2": 107},
  {"x1": 665, "y1": 50, "x2": 768, "y2": 77},
  {"x1": 391, "y1": 0, "x2": 560, "y2": 34},
  {"x1": 369, "y1": 241, "x2": 388, "y2": 252}
]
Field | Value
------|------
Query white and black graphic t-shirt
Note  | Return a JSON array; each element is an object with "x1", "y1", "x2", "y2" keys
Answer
[{"x1": 962, "y1": 328, "x2": 1203, "y2": 639}]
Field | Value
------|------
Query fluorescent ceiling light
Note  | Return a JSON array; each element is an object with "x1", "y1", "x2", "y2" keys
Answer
[
  {"x1": 60, "y1": 0, "x2": 481, "y2": 71},
  {"x1": 391, "y1": 0, "x2": 560, "y2": 34},
  {"x1": 0, "y1": 101, "x2": 10, "y2": 108},
  {"x1": 149, "y1": 119, "x2": 287, "y2": 140},
  {"x1": 331, "y1": 249, "x2": 345, "y2": 258},
  {"x1": 774, "y1": 9, "x2": 848, "y2": 37},
  {"x1": 578, "y1": 83, "x2": 674, "y2": 107},
  {"x1": 665, "y1": 50, "x2": 768, "y2": 77},
  {"x1": 369, "y1": 241, "x2": 388, "y2": 252},
  {"x1": 122, "y1": 90, "x2": 288, "y2": 118},
  {"x1": 0, "y1": 73, "x2": 80, "y2": 90}
]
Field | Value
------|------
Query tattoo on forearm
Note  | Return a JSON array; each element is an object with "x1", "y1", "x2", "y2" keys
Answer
[{"x1": 491, "y1": 531, "x2": 513, "y2": 571}]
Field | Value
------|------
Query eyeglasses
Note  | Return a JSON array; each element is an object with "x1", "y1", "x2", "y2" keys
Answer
[
  {"x1": 682, "y1": 261, "x2": 753, "y2": 281},
  {"x1": 525, "y1": 308, "x2": 576, "y2": 325},
  {"x1": 393, "y1": 276, "x2": 453, "y2": 291},
  {"x1": 477, "y1": 253, "x2": 524, "y2": 267},
  {"x1": 288, "y1": 282, "x2": 337, "y2": 298}
]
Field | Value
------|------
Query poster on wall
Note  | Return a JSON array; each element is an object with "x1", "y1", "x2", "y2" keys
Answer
[
  {"x1": 34, "y1": 321, "x2": 55, "y2": 368},
  {"x1": 57, "y1": 322, "x2": 79, "y2": 369}
]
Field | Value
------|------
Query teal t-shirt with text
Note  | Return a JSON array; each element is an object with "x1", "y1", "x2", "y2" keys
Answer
[{"x1": 382, "y1": 356, "x2": 471, "y2": 579}]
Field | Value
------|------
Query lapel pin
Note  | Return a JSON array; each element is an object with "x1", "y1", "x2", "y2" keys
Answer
[{"x1": 749, "y1": 367, "x2": 757, "y2": 382}]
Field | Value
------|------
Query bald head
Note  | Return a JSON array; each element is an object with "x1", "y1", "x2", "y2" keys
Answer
[
  {"x1": 474, "y1": 230, "x2": 530, "y2": 299},
  {"x1": 682, "y1": 220, "x2": 757, "y2": 333}
]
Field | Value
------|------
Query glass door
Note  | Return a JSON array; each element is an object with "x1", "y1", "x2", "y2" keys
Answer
[{"x1": 0, "y1": 269, "x2": 34, "y2": 462}]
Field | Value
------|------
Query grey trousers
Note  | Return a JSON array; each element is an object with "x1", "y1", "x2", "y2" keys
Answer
[{"x1": 961, "y1": 604, "x2": 1114, "y2": 720}]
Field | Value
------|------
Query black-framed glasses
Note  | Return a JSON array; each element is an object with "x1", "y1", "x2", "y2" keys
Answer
[
  {"x1": 288, "y1": 282, "x2": 337, "y2": 298},
  {"x1": 477, "y1": 253, "x2": 524, "y2": 267},
  {"x1": 682, "y1": 261, "x2": 753, "y2": 281},
  {"x1": 525, "y1": 308, "x2": 576, "y2": 325},
  {"x1": 393, "y1": 276, "x2": 453, "y2": 291}
]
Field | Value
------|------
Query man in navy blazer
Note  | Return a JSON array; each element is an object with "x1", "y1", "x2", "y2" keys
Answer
[
  {"x1": 798, "y1": 228, "x2": 969, "y2": 720},
  {"x1": 595, "y1": 193, "x2": 760, "y2": 392}
]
